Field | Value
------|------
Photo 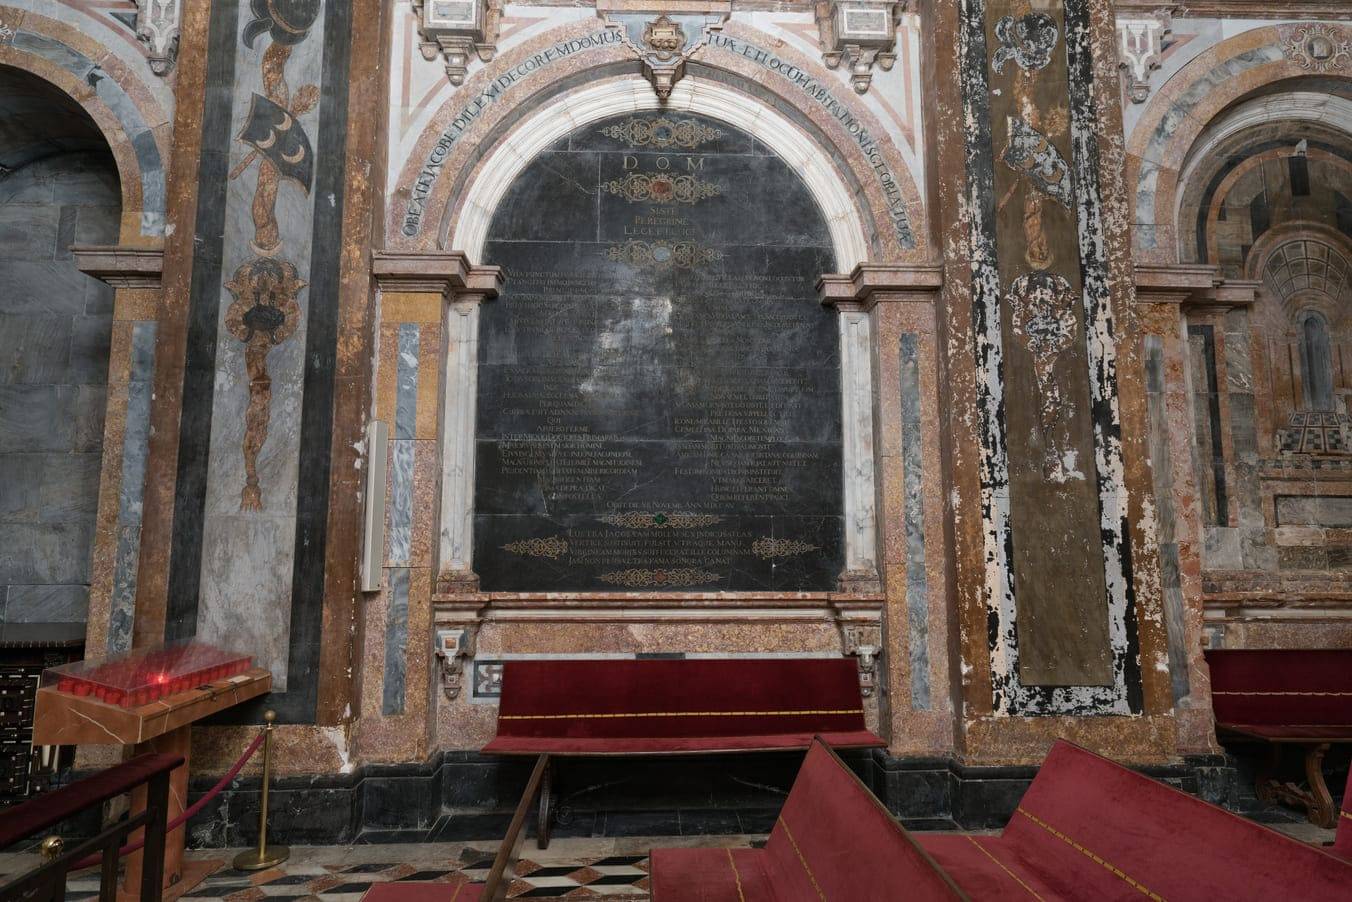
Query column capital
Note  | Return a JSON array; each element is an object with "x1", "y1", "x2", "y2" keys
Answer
[
  {"x1": 71, "y1": 244, "x2": 164, "y2": 290},
  {"x1": 817, "y1": 262, "x2": 944, "y2": 311},
  {"x1": 372, "y1": 250, "x2": 504, "y2": 299}
]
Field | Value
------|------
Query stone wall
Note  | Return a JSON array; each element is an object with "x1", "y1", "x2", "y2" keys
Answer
[{"x1": 0, "y1": 137, "x2": 120, "y2": 625}]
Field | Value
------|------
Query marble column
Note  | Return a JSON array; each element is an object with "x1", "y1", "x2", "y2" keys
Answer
[
  {"x1": 72, "y1": 247, "x2": 163, "y2": 662},
  {"x1": 822, "y1": 264, "x2": 954, "y2": 753},
  {"x1": 369, "y1": 253, "x2": 502, "y2": 597}
]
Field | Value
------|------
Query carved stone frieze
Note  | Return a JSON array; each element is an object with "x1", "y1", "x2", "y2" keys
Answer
[
  {"x1": 1116, "y1": 10, "x2": 1173, "y2": 104},
  {"x1": 414, "y1": 0, "x2": 501, "y2": 86},
  {"x1": 136, "y1": 0, "x2": 181, "y2": 76},
  {"x1": 816, "y1": 0, "x2": 899, "y2": 95}
]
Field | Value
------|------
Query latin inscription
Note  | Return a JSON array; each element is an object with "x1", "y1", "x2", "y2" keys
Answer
[{"x1": 474, "y1": 113, "x2": 844, "y2": 590}]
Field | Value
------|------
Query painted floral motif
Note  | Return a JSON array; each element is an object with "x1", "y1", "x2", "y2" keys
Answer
[
  {"x1": 599, "y1": 512, "x2": 723, "y2": 529},
  {"x1": 224, "y1": 258, "x2": 304, "y2": 511},
  {"x1": 600, "y1": 116, "x2": 724, "y2": 149},
  {"x1": 501, "y1": 536, "x2": 570, "y2": 559},
  {"x1": 992, "y1": 13, "x2": 1058, "y2": 74},
  {"x1": 603, "y1": 239, "x2": 723, "y2": 270},
  {"x1": 1282, "y1": 23, "x2": 1351, "y2": 74},
  {"x1": 597, "y1": 568, "x2": 722, "y2": 588},
  {"x1": 751, "y1": 538, "x2": 820, "y2": 559},
  {"x1": 1008, "y1": 270, "x2": 1078, "y2": 465},
  {"x1": 604, "y1": 172, "x2": 720, "y2": 205}
]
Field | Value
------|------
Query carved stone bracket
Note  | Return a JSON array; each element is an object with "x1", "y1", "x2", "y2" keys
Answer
[
  {"x1": 816, "y1": 1, "x2": 899, "y2": 95},
  {"x1": 413, "y1": 0, "x2": 501, "y2": 86},
  {"x1": 601, "y1": 14, "x2": 723, "y2": 101},
  {"x1": 434, "y1": 624, "x2": 476, "y2": 701},
  {"x1": 136, "y1": 0, "x2": 181, "y2": 76},
  {"x1": 1116, "y1": 10, "x2": 1173, "y2": 104},
  {"x1": 841, "y1": 622, "x2": 883, "y2": 697}
]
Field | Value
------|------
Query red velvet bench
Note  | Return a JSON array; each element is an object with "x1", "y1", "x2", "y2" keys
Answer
[
  {"x1": 919, "y1": 740, "x2": 1352, "y2": 900},
  {"x1": 1205, "y1": 648, "x2": 1352, "y2": 827},
  {"x1": 649, "y1": 738, "x2": 967, "y2": 901},
  {"x1": 481, "y1": 658, "x2": 884, "y2": 847}
]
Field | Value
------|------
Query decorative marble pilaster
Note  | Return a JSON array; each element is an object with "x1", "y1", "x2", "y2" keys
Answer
[
  {"x1": 928, "y1": 0, "x2": 1168, "y2": 721},
  {"x1": 820, "y1": 264, "x2": 951, "y2": 748},
  {"x1": 73, "y1": 246, "x2": 163, "y2": 660},
  {"x1": 371, "y1": 252, "x2": 502, "y2": 597}
]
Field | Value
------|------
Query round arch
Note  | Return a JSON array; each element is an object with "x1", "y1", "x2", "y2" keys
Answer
[
  {"x1": 445, "y1": 74, "x2": 872, "y2": 269},
  {"x1": 0, "y1": 13, "x2": 169, "y2": 241},
  {"x1": 1126, "y1": 23, "x2": 1352, "y2": 264}
]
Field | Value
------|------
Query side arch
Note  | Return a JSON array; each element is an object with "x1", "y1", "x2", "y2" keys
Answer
[
  {"x1": 0, "y1": 11, "x2": 170, "y2": 241},
  {"x1": 1126, "y1": 23, "x2": 1352, "y2": 264}
]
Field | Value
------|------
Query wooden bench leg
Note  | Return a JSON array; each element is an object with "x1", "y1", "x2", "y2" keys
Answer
[
  {"x1": 536, "y1": 756, "x2": 554, "y2": 850},
  {"x1": 1302, "y1": 743, "x2": 1336, "y2": 829},
  {"x1": 1255, "y1": 744, "x2": 1280, "y2": 803}
]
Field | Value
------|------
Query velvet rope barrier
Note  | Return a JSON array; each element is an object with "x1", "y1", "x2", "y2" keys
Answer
[{"x1": 72, "y1": 731, "x2": 267, "y2": 871}]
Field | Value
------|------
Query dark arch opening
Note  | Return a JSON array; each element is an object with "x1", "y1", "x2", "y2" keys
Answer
[{"x1": 0, "y1": 65, "x2": 122, "y2": 627}]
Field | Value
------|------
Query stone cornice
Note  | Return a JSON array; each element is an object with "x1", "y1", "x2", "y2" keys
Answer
[
  {"x1": 817, "y1": 262, "x2": 944, "y2": 311},
  {"x1": 1134, "y1": 264, "x2": 1259, "y2": 310},
  {"x1": 1115, "y1": 1, "x2": 1352, "y2": 19},
  {"x1": 71, "y1": 244, "x2": 164, "y2": 290},
  {"x1": 372, "y1": 250, "x2": 504, "y2": 297}
]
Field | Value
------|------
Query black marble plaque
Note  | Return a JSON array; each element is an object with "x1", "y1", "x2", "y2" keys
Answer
[{"x1": 475, "y1": 113, "x2": 844, "y2": 591}]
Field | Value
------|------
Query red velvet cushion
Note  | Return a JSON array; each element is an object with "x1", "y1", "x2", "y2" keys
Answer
[
  {"x1": 1336, "y1": 764, "x2": 1352, "y2": 862},
  {"x1": 996, "y1": 740, "x2": 1352, "y2": 900},
  {"x1": 919, "y1": 834, "x2": 1058, "y2": 900},
  {"x1": 649, "y1": 847, "x2": 777, "y2": 901},
  {"x1": 759, "y1": 741, "x2": 965, "y2": 901},
  {"x1": 483, "y1": 659, "x2": 883, "y2": 753},
  {"x1": 1205, "y1": 649, "x2": 1352, "y2": 727}
]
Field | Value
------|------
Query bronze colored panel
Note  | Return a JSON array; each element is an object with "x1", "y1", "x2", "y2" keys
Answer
[{"x1": 986, "y1": 1, "x2": 1111, "y2": 685}]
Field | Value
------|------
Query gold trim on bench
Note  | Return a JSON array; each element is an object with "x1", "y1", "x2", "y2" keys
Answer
[
  {"x1": 778, "y1": 817, "x2": 826, "y2": 901},
  {"x1": 1216, "y1": 697, "x2": 1352, "y2": 703},
  {"x1": 499, "y1": 708, "x2": 864, "y2": 721},
  {"x1": 726, "y1": 848, "x2": 747, "y2": 902},
  {"x1": 964, "y1": 835, "x2": 1043, "y2": 900},
  {"x1": 1016, "y1": 808, "x2": 1164, "y2": 901}
]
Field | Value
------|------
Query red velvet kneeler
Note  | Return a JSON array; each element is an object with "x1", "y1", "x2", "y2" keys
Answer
[
  {"x1": 1204, "y1": 649, "x2": 1352, "y2": 733},
  {"x1": 483, "y1": 659, "x2": 883, "y2": 754},
  {"x1": 1336, "y1": 763, "x2": 1352, "y2": 861},
  {"x1": 649, "y1": 739, "x2": 966, "y2": 901},
  {"x1": 920, "y1": 740, "x2": 1352, "y2": 900}
]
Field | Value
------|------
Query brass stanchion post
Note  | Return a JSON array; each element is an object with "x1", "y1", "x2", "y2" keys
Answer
[{"x1": 233, "y1": 710, "x2": 289, "y2": 870}]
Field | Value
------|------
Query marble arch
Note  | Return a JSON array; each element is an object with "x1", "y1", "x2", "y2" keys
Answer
[
  {"x1": 446, "y1": 75, "x2": 873, "y2": 270},
  {"x1": 0, "y1": 10, "x2": 169, "y2": 241},
  {"x1": 1126, "y1": 23, "x2": 1352, "y2": 265},
  {"x1": 388, "y1": 19, "x2": 926, "y2": 263}
]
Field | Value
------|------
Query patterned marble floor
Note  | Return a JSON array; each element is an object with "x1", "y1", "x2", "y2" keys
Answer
[
  {"x1": 0, "y1": 836, "x2": 754, "y2": 901},
  {"x1": 0, "y1": 818, "x2": 1334, "y2": 901}
]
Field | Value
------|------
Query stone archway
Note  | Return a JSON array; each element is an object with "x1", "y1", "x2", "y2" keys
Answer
[{"x1": 0, "y1": 65, "x2": 122, "y2": 628}]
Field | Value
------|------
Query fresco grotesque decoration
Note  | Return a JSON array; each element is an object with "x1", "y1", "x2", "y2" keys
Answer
[{"x1": 991, "y1": 13, "x2": 1057, "y2": 75}]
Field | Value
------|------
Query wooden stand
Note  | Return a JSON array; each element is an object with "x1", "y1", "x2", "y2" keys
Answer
[{"x1": 33, "y1": 668, "x2": 272, "y2": 899}]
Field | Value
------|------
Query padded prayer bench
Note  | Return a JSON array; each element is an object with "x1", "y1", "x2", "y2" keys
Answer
[
  {"x1": 918, "y1": 740, "x2": 1352, "y2": 900},
  {"x1": 1205, "y1": 648, "x2": 1352, "y2": 827},
  {"x1": 482, "y1": 658, "x2": 884, "y2": 847},
  {"x1": 651, "y1": 738, "x2": 965, "y2": 901}
]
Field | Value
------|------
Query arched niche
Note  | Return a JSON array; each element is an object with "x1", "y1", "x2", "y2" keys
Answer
[
  {"x1": 0, "y1": 65, "x2": 122, "y2": 625},
  {"x1": 471, "y1": 110, "x2": 844, "y2": 592}
]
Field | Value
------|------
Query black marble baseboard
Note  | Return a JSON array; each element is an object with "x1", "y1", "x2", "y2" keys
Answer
[{"x1": 163, "y1": 747, "x2": 1302, "y2": 848}]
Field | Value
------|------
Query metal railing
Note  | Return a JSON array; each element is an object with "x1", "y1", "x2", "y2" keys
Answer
[{"x1": 0, "y1": 752, "x2": 180, "y2": 902}]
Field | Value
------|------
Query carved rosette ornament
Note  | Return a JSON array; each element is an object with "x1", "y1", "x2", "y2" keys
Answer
[
  {"x1": 413, "y1": 0, "x2": 501, "y2": 85},
  {"x1": 136, "y1": 0, "x2": 181, "y2": 75},
  {"x1": 816, "y1": 0, "x2": 899, "y2": 95},
  {"x1": 1282, "y1": 23, "x2": 1352, "y2": 74},
  {"x1": 1115, "y1": 11, "x2": 1173, "y2": 104}
]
